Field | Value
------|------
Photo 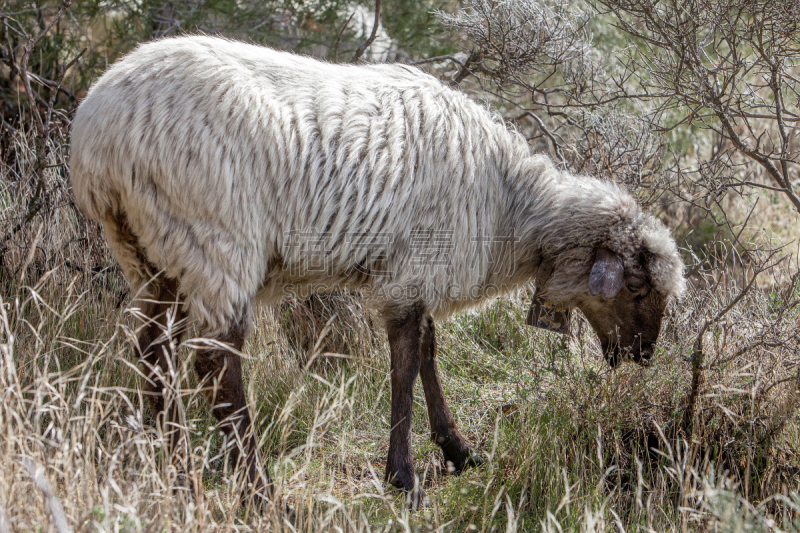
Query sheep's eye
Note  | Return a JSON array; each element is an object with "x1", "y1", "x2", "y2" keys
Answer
[{"x1": 627, "y1": 282, "x2": 644, "y2": 293}]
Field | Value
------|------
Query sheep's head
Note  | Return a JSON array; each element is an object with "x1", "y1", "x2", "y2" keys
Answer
[
  {"x1": 575, "y1": 247, "x2": 668, "y2": 366},
  {"x1": 528, "y1": 214, "x2": 685, "y2": 367}
]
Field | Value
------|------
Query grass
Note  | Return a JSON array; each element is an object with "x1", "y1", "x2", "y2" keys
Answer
[{"x1": 1, "y1": 272, "x2": 799, "y2": 532}]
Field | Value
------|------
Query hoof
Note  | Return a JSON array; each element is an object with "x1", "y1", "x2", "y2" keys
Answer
[
  {"x1": 444, "y1": 447, "x2": 484, "y2": 474},
  {"x1": 386, "y1": 472, "x2": 428, "y2": 510}
]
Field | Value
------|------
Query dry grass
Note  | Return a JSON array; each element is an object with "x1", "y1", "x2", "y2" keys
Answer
[{"x1": 2, "y1": 118, "x2": 800, "y2": 533}]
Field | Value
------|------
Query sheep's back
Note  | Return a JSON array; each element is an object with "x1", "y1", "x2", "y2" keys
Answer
[{"x1": 70, "y1": 36, "x2": 519, "y2": 327}]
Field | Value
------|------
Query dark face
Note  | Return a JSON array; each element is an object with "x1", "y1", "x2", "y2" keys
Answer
[
  {"x1": 528, "y1": 247, "x2": 669, "y2": 368},
  {"x1": 578, "y1": 280, "x2": 666, "y2": 367}
]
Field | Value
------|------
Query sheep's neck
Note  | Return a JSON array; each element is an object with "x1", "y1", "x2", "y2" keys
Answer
[{"x1": 490, "y1": 156, "x2": 603, "y2": 295}]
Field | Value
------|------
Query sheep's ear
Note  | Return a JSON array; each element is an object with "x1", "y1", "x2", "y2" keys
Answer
[
  {"x1": 589, "y1": 248, "x2": 625, "y2": 299},
  {"x1": 527, "y1": 288, "x2": 570, "y2": 334}
]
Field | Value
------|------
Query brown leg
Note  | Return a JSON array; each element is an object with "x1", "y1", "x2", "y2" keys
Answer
[
  {"x1": 135, "y1": 276, "x2": 191, "y2": 484},
  {"x1": 193, "y1": 312, "x2": 273, "y2": 505},
  {"x1": 420, "y1": 317, "x2": 484, "y2": 472},
  {"x1": 385, "y1": 304, "x2": 426, "y2": 508}
]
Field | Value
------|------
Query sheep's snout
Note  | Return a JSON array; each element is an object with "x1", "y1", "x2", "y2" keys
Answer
[{"x1": 580, "y1": 278, "x2": 667, "y2": 369}]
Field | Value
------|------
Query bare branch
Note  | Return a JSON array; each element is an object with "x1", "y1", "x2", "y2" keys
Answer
[
  {"x1": 333, "y1": 11, "x2": 356, "y2": 62},
  {"x1": 351, "y1": 0, "x2": 381, "y2": 63},
  {"x1": 410, "y1": 55, "x2": 467, "y2": 68}
]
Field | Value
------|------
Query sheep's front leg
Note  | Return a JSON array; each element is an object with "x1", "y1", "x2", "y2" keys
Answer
[
  {"x1": 420, "y1": 317, "x2": 484, "y2": 472},
  {"x1": 385, "y1": 306, "x2": 425, "y2": 508},
  {"x1": 194, "y1": 315, "x2": 273, "y2": 506}
]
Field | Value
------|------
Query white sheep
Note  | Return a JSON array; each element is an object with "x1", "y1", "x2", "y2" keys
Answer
[{"x1": 70, "y1": 35, "x2": 685, "y2": 508}]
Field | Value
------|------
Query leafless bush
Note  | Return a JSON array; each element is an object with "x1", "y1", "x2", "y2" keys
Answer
[
  {"x1": 594, "y1": 0, "x2": 800, "y2": 211},
  {"x1": 0, "y1": 1, "x2": 102, "y2": 287},
  {"x1": 437, "y1": 0, "x2": 589, "y2": 86}
]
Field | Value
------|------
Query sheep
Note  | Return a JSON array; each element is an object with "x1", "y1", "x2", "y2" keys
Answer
[{"x1": 69, "y1": 35, "x2": 686, "y2": 509}]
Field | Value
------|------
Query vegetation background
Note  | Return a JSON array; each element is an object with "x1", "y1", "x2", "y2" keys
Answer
[{"x1": 1, "y1": 0, "x2": 799, "y2": 531}]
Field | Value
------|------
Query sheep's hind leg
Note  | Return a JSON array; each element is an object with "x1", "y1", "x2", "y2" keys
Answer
[
  {"x1": 420, "y1": 316, "x2": 484, "y2": 473},
  {"x1": 135, "y1": 276, "x2": 193, "y2": 490},
  {"x1": 385, "y1": 304, "x2": 426, "y2": 509},
  {"x1": 193, "y1": 310, "x2": 274, "y2": 508}
]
